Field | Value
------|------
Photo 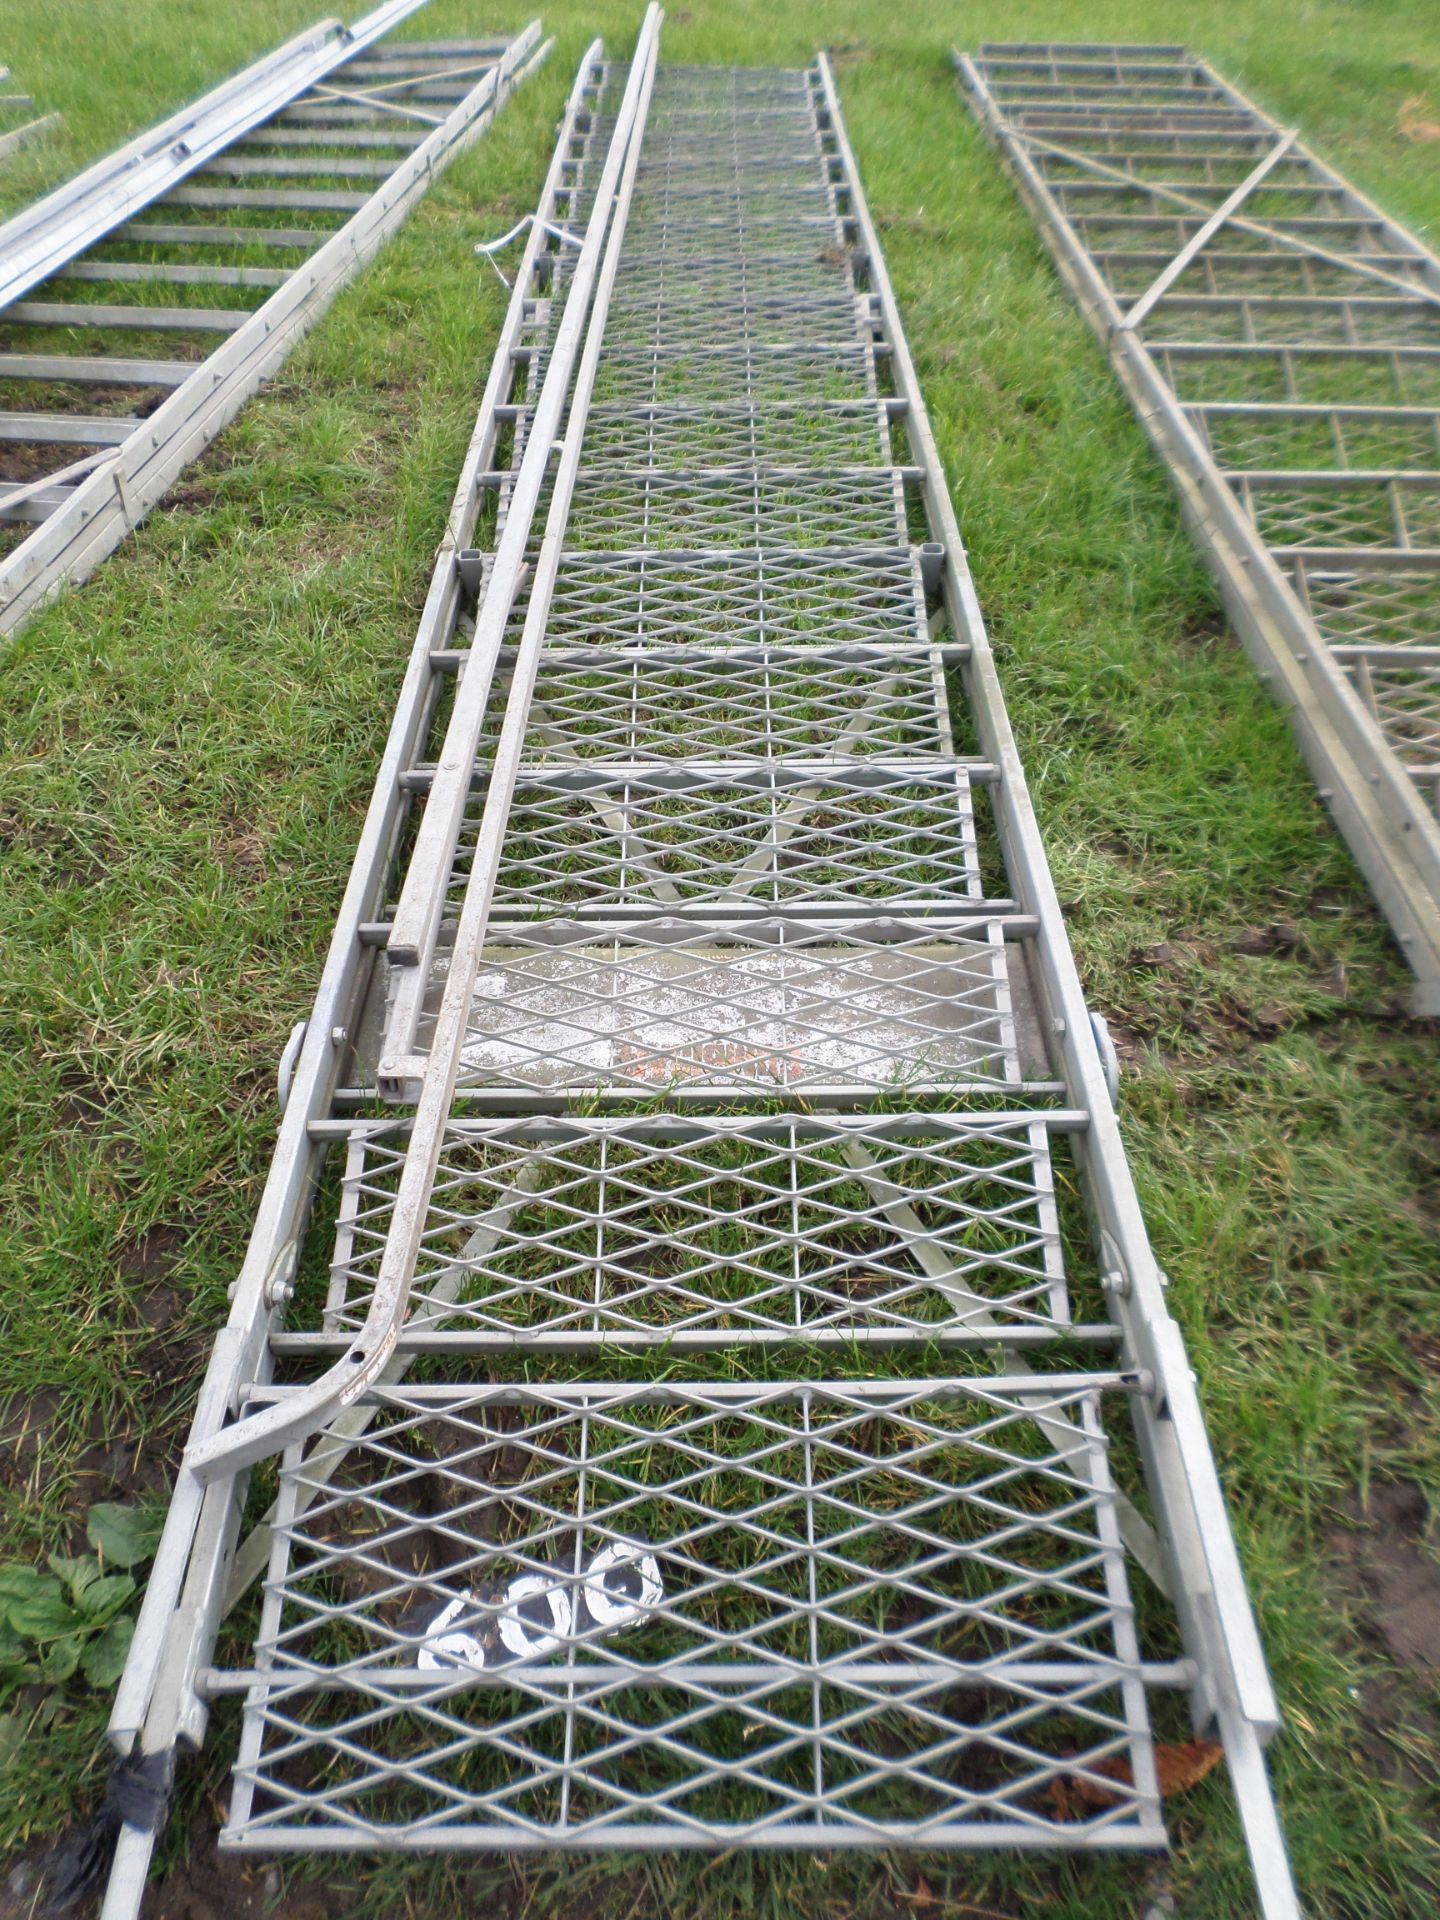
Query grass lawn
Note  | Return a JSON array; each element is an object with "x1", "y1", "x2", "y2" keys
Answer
[{"x1": 1, "y1": 1, "x2": 1437, "y2": 1915}]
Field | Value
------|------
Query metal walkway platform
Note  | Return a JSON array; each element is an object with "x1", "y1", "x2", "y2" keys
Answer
[
  {"x1": 0, "y1": 1, "x2": 549, "y2": 639},
  {"x1": 957, "y1": 41, "x2": 1440, "y2": 1014},
  {"x1": 102, "y1": 16, "x2": 1297, "y2": 1915}
]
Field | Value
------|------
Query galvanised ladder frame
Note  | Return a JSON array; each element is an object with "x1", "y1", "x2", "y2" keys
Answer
[
  {"x1": 106, "y1": 17, "x2": 1297, "y2": 1914},
  {"x1": 957, "y1": 42, "x2": 1440, "y2": 1015},
  {"x1": 0, "y1": 2, "x2": 551, "y2": 639}
]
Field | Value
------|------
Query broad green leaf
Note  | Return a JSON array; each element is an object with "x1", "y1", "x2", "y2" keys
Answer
[
  {"x1": 4, "y1": 1579, "x2": 80, "y2": 1643},
  {"x1": 86, "y1": 1504, "x2": 163, "y2": 1570},
  {"x1": 0, "y1": 1625, "x2": 35, "y2": 1679},
  {"x1": 0, "y1": 1565, "x2": 52, "y2": 1606},
  {"x1": 81, "y1": 1616, "x2": 135, "y2": 1690},
  {"x1": 76, "y1": 1574, "x2": 135, "y2": 1621},
  {"x1": 47, "y1": 1553, "x2": 104, "y2": 1605},
  {"x1": 39, "y1": 1633, "x2": 84, "y2": 1684}
]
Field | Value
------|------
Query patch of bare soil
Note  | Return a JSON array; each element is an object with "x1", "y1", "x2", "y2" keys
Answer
[
  {"x1": 1327, "y1": 1479, "x2": 1440, "y2": 1795},
  {"x1": 161, "y1": 442, "x2": 241, "y2": 514},
  {"x1": 2, "y1": 1818, "x2": 348, "y2": 1920},
  {"x1": 0, "y1": 1220, "x2": 197, "y2": 1514},
  {"x1": 0, "y1": 442, "x2": 82, "y2": 483},
  {"x1": 1332, "y1": 1481, "x2": 1440, "y2": 1687},
  {"x1": 145, "y1": 1823, "x2": 346, "y2": 1920}
]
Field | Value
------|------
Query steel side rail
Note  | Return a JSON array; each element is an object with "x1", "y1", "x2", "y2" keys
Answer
[
  {"x1": 957, "y1": 50, "x2": 1440, "y2": 1016},
  {"x1": 820, "y1": 53, "x2": 1298, "y2": 1917},
  {"x1": 0, "y1": 22, "x2": 551, "y2": 640},
  {"x1": 0, "y1": 1, "x2": 428, "y2": 309},
  {"x1": 184, "y1": 4, "x2": 666, "y2": 1486},
  {"x1": 105, "y1": 42, "x2": 606, "y2": 1777},
  {"x1": 383, "y1": 10, "x2": 660, "y2": 986}
]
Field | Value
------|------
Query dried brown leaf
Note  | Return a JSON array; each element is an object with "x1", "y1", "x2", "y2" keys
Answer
[
  {"x1": 1049, "y1": 1739, "x2": 1224, "y2": 1820},
  {"x1": 1398, "y1": 96, "x2": 1440, "y2": 142}
]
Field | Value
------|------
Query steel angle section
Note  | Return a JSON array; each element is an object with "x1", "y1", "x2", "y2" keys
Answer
[
  {"x1": 957, "y1": 42, "x2": 1440, "y2": 1013},
  {"x1": 0, "y1": 1, "x2": 429, "y2": 310},
  {"x1": 0, "y1": 20, "x2": 551, "y2": 637},
  {"x1": 96, "y1": 48, "x2": 609, "y2": 1918}
]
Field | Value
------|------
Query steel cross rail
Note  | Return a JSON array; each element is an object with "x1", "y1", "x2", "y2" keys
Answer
[
  {"x1": 103, "y1": 22, "x2": 1296, "y2": 1916},
  {"x1": 0, "y1": 5, "x2": 551, "y2": 639},
  {"x1": 957, "y1": 41, "x2": 1440, "y2": 1014}
]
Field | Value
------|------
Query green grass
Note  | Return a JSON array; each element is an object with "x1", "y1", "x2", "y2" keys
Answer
[{"x1": 1, "y1": 0, "x2": 1438, "y2": 1916}]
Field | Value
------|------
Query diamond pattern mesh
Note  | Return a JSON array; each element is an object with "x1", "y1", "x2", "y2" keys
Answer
[
  {"x1": 455, "y1": 767, "x2": 984, "y2": 913},
  {"x1": 418, "y1": 919, "x2": 1019, "y2": 1096},
  {"x1": 316, "y1": 1116, "x2": 1070, "y2": 1343},
  {"x1": 523, "y1": 550, "x2": 926, "y2": 649},
  {"x1": 227, "y1": 1382, "x2": 1160, "y2": 1849},
  {"x1": 216, "y1": 58, "x2": 1172, "y2": 1860},
  {"x1": 512, "y1": 649, "x2": 952, "y2": 761}
]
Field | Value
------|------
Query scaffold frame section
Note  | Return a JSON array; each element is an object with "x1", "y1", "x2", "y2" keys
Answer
[
  {"x1": 0, "y1": 5, "x2": 551, "y2": 638},
  {"x1": 101, "y1": 23, "x2": 1297, "y2": 1919},
  {"x1": 957, "y1": 41, "x2": 1440, "y2": 1014}
]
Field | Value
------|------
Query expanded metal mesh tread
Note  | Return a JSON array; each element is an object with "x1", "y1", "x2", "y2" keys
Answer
[
  {"x1": 309, "y1": 1113, "x2": 1073, "y2": 1345},
  {"x1": 1292, "y1": 558, "x2": 1440, "y2": 647},
  {"x1": 571, "y1": 401, "x2": 894, "y2": 472},
  {"x1": 587, "y1": 343, "x2": 880, "y2": 407},
  {"x1": 484, "y1": 549, "x2": 930, "y2": 651},
  {"x1": 439, "y1": 765, "x2": 985, "y2": 915},
  {"x1": 401, "y1": 917, "x2": 1020, "y2": 1097},
  {"x1": 506, "y1": 648, "x2": 954, "y2": 762},
  {"x1": 1231, "y1": 474, "x2": 1440, "y2": 551},
  {"x1": 225, "y1": 1378, "x2": 1159, "y2": 1851},
  {"x1": 555, "y1": 470, "x2": 910, "y2": 553},
  {"x1": 1159, "y1": 342, "x2": 1440, "y2": 410},
  {"x1": 1197, "y1": 409, "x2": 1440, "y2": 473}
]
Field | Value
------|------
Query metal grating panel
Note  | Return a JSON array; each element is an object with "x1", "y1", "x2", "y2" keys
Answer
[
  {"x1": 225, "y1": 1390, "x2": 1167, "y2": 1850},
  {"x1": 302, "y1": 1114, "x2": 1075, "y2": 1348},
  {"x1": 222, "y1": 1380, "x2": 1161, "y2": 1851},
  {"x1": 103, "y1": 23, "x2": 1296, "y2": 1919},
  {"x1": 958, "y1": 40, "x2": 1440, "y2": 1012}
]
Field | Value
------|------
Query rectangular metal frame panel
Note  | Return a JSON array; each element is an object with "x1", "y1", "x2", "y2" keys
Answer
[
  {"x1": 100, "y1": 25, "x2": 1297, "y2": 1920},
  {"x1": 957, "y1": 40, "x2": 1440, "y2": 1013},
  {"x1": 221, "y1": 1377, "x2": 1162, "y2": 1852},
  {"x1": 0, "y1": 13, "x2": 551, "y2": 637}
]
